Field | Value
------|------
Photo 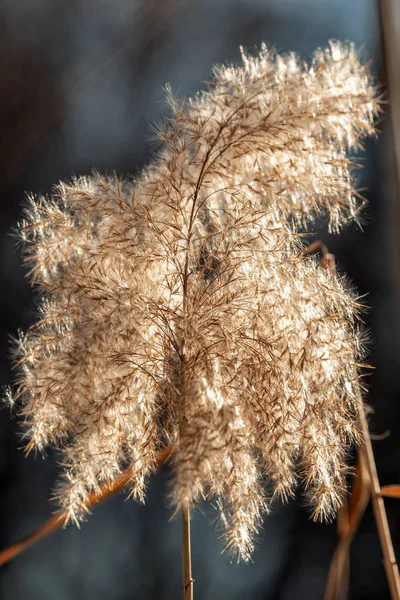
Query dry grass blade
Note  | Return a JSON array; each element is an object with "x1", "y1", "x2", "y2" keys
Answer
[
  {"x1": 0, "y1": 446, "x2": 173, "y2": 567},
  {"x1": 324, "y1": 451, "x2": 370, "y2": 600},
  {"x1": 380, "y1": 485, "x2": 400, "y2": 499}
]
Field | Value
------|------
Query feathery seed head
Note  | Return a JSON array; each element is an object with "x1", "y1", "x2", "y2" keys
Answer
[{"x1": 9, "y1": 41, "x2": 379, "y2": 561}]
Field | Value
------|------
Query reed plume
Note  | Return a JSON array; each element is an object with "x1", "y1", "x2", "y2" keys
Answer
[{"x1": 8, "y1": 41, "x2": 378, "y2": 561}]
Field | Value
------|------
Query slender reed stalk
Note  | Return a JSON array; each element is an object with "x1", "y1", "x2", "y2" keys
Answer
[
  {"x1": 357, "y1": 400, "x2": 400, "y2": 599},
  {"x1": 0, "y1": 446, "x2": 173, "y2": 567},
  {"x1": 380, "y1": 0, "x2": 400, "y2": 330},
  {"x1": 380, "y1": 0, "x2": 400, "y2": 203},
  {"x1": 317, "y1": 242, "x2": 399, "y2": 599},
  {"x1": 182, "y1": 505, "x2": 194, "y2": 600},
  {"x1": 324, "y1": 451, "x2": 370, "y2": 600}
]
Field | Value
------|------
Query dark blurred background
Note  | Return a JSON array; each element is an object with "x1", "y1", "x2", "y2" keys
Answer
[{"x1": 0, "y1": 0, "x2": 399, "y2": 598}]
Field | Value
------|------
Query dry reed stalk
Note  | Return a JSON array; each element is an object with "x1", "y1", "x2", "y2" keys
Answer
[
  {"x1": 380, "y1": 0, "x2": 400, "y2": 204},
  {"x1": 357, "y1": 402, "x2": 400, "y2": 599},
  {"x1": 319, "y1": 241, "x2": 400, "y2": 600},
  {"x1": 0, "y1": 446, "x2": 173, "y2": 567},
  {"x1": 324, "y1": 451, "x2": 370, "y2": 600},
  {"x1": 182, "y1": 505, "x2": 194, "y2": 600}
]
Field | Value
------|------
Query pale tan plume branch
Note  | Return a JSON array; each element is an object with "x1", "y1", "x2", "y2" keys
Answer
[
  {"x1": 309, "y1": 242, "x2": 369, "y2": 600},
  {"x1": 0, "y1": 446, "x2": 173, "y2": 567}
]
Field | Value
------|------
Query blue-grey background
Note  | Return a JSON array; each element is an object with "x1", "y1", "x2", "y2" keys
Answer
[{"x1": 0, "y1": 0, "x2": 399, "y2": 598}]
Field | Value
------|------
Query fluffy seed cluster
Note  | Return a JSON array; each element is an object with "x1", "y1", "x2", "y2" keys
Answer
[{"x1": 10, "y1": 41, "x2": 378, "y2": 560}]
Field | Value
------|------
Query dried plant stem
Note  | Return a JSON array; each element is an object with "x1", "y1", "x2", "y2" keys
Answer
[
  {"x1": 358, "y1": 400, "x2": 400, "y2": 599},
  {"x1": 182, "y1": 504, "x2": 194, "y2": 600},
  {"x1": 325, "y1": 398, "x2": 400, "y2": 600},
  {"x1": 303, "y1": 240, "x2": 336, "y2": 272},
  {"x1": 324, "y1": 451, "x2": 370, "y2": 600},
  {"x1": 381, "y1": 0, "x2": 400, "y2": 199},
  {"x1": 0, "y1": 446, "x2": 173, "y2": 567},
  {"x1": 179, "y1": 189, "x2": 194, "y2": 600},
  {"x1": 179, "y1": 374, "x2": 194, "y2": 600},
  {"x1": 0, "y1": 512, "x2": 65, "y2": 568},
  {"x1": 179, "y1": 384, "x2": 194, "y2": 599},
  {"x1": 380, "y1": 0, "x2": 400, "y2": 310}
]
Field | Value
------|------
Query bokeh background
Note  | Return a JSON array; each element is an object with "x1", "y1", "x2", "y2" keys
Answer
[{"x1": 0, "y1": 0, "x2": 399, "y2": 598}]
